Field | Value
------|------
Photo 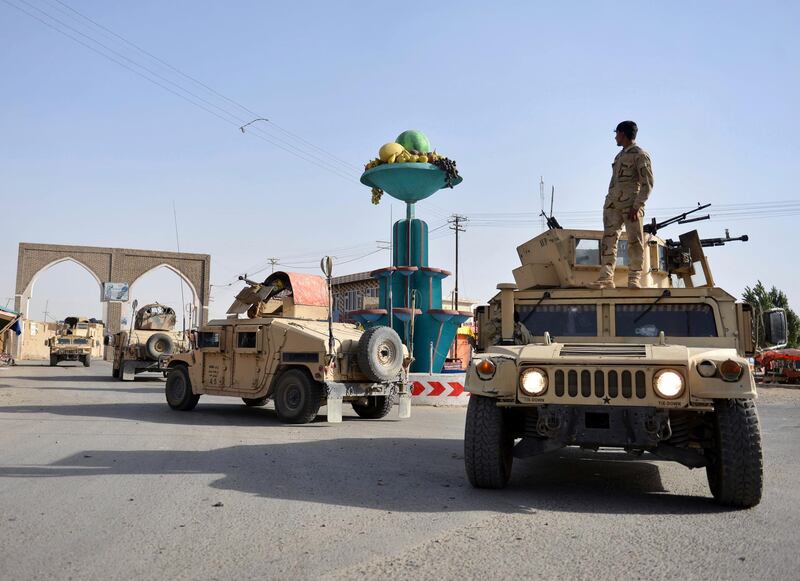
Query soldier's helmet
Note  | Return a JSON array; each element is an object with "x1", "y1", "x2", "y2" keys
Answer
[{"x1": 614, "y1": 120, "x2": 638, "y2": 140}]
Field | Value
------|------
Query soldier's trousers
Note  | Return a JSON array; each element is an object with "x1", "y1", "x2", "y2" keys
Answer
[{"x1": 599, "y1": 206, "x2": 644, "y2": 281}]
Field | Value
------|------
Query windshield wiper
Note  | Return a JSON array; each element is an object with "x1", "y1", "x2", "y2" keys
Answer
[
  {"x1": 519, "y1": 291, "x2": 551, "y2": 327},
  {"x1": 634, "y1": 289, "x2": 671, "y2": 323}
]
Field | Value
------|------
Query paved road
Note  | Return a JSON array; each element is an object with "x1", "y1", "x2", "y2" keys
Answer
[{"x1": 1, "y1": 361, "x2": 799, "y2": 580}]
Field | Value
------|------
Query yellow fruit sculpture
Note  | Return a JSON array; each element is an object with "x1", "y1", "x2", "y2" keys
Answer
[{"x1": 378, "y1": 142, "x2": 405, "y2": 164}]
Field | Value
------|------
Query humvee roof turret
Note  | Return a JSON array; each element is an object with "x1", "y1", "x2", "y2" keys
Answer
[{"x1": 464, "y1": 209, "x2": 786, "y2": 508}]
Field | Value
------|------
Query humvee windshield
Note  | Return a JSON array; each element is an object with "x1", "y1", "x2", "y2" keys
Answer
[
  {"x1": 517, "y1": 305, "x2": 597, "y2": 337},
  {"x1": 615, "y1": 304, "x2": 717, "y2": 337},
  {"x1": 516, "y1": 302, "x2": 719, "y2": 339}
]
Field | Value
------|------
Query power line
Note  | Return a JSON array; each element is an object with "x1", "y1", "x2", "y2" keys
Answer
[{"x1": 3, "y1": 0, "x2": 360, "y2": 182}]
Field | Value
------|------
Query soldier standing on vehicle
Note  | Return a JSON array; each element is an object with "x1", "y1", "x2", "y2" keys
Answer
[{"x1": 588, "y1": 120, "x2": 654, "y2": 289}]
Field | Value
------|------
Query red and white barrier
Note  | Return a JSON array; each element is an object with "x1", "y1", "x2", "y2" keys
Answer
[{"x1": 408, "y1": 372, "x2": 469, "y2": 406}]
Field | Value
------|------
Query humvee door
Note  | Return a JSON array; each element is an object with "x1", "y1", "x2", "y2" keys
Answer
[
  {"x1": 231, "y1": 325, "x2": 265, "y2": 392},
  {"x1": 197, "y1": 329, "x2": 231, "y2": 388}
]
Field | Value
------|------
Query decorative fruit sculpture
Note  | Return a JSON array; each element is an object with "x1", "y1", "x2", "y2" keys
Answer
[
  {"x1": 362, "y1": 131, "x2": 459, "y2": 205},
  {"x1": 395, "y1": 130, "x2": 431, "y2": 153}
]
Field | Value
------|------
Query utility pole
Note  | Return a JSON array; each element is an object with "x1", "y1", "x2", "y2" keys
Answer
[
  {"x1": 268, "y1": 258, "x2": 279, "y2": 273},
  {"x1": 42, "y1": 300, "x2": 50, "y2": 322},
  {"x1": 448, "y1": 214, "x2": 468, "y2": 310}
]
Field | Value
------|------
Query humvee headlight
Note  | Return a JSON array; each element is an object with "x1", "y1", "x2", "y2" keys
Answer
[
  {"x1": 653, "y1": 369, "x2": 684, "y2": 399},
  {"x1": 696, "y1": 360, "x2": 718, "y2": 378},
  {"x1": 719, "y1": 359, "x2": 744, "y2": 382},
  {"x1": 475, "y1": 359, "x2": 496, "y2": 380},
  {"x1": 520, "y1": 368, "x2": 548, "y2": 396}
]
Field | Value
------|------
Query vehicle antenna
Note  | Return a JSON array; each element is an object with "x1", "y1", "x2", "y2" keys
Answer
[{"x1": 172, "y1": 200, "x2": 187, "y2": 333}]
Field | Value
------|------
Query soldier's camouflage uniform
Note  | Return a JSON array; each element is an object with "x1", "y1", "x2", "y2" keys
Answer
[
  {"x1": 600, "y1": 143, "x2": 654, "y2": 285},
  {"x1": 486, "y1": 318, "x2": 534, "y2": 346}
]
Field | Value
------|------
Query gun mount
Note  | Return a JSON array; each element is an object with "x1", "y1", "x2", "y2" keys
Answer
[
  {"x1": 513, "y1": 203, "x2": 748, "y2": 290},
  {"x1": 227, "y1": 271, "x2": 329, "y2": 320}
]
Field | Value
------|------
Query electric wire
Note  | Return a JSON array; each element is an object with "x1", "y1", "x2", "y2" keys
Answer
[
  {"x1": 4, "y1": 0, "x2": 359, "y2": 181},
  {"x1": 45, "y1": 0, "x2": 361, "y2": 173}
]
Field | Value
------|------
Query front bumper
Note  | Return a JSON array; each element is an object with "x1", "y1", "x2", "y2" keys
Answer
[
  {"x1": 514, "y1": 404, "x2": 672, "y2": 457},
  {"x1": 52, "y1": 350, "x2": 89, "y2": 360}
]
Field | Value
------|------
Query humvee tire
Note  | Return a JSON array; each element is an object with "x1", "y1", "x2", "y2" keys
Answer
[
  {"x1": 242, "y1": 396, "x2": 268, "y2": 407},
  {"x1": 357, "y1": 326, "x2": 403, "y2": 382},
  {"x1": 273, "y1": 369, "x2": 322, "y2": 424},
  {"x1": 165, "y1": 366, "x2": 200, "y2": 411},
  {"x1": 146, "y1": 333, "x2": 174, "y2": 360},
  {"x1": 465, "y1": 395, "x2": 513, "y2": 489},
  {"x1": 49, "y1": 355, "x2": 58, "y2": 367},
  {"x1": 706, "y1": 398, "x2": 763, "y2": 508},
  {"x1": 352, "y1": 396, "x2": 393, "y2": 419},
  {"x1": 83, "y1": 355, "x2": 91, "y2": 368}
]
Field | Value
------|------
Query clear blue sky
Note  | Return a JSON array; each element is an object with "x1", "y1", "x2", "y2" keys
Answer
[{"x1": 1, "y1": 1, "x2": 797, "y2": 322}]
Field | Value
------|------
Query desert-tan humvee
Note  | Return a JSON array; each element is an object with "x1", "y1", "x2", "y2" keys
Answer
[
  {"x1": 109, "y1": 303, "x2": 191, "y2": 381},
  {"x1": 465, "y1": 220, "x2": 787, "y2": 508},
  {"x1": 48, "y1": 316, "x2": 97, "y2": 367},
  {"x1": 164, "y1": 271, "x2": 411, "y2": 424}
]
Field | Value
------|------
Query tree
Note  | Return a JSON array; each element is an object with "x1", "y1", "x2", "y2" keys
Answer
[{"x1": 742, "y1": 281, "x2": 800, "y2": 348}]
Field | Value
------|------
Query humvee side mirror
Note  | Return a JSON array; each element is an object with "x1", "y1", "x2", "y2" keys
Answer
[{"x1": 763, "y1": 308, "x2": 788, "y2": 349}]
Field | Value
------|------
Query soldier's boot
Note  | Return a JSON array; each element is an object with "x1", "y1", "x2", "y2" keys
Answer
[
  {"x1": 587, "y1": 278, "x2": 615, "y2": 290},
  {"x1": 628, "y1": 272, "x2": 642, "y2": 289}
]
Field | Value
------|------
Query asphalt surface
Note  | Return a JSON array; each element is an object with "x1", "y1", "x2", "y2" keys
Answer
[{"x1": 1, "y1": 361, "x2": 799, "y2": 580}]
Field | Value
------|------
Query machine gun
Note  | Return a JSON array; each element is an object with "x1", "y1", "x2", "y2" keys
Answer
[
  {"x1": 539, "y1": 210, "x2": 562, "y2": 230},
  {"x1": 698, "y1": 229, "x2": 749, "y2": 247},
  {"x1": 643, "y1": 203, "x2": 711, "y2": 235},
  {"x1": 663, "y1": 228, "x2": 749, "y2": 287},
  {"x1": 226, "y1": 275, "x2": 284, "y2": 315}
]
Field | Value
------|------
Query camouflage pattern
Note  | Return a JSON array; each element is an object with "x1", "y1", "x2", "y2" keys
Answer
[
  {"x1": 600, "y1": 143, "x2": 654, "y2": 283},
  {"x1": 486, "y1": 317, "x2": 534, "y2": 346}
]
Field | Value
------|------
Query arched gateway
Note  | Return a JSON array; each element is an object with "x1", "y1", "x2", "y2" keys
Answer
[{"x1": 14, "y1": 243, "x2": 210, "y2": 357}]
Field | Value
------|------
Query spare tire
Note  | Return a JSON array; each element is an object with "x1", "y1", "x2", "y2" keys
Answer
[
  {"x1": 357, "y1": 326, "x2": 403, "y2": 382},
  {"x1": 145, "y1": 333, "x2": 175, "y2": 361}
]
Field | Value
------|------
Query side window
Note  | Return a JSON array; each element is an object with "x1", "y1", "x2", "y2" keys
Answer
[
  {"x1": 237, "y1": 331, "x2": 257, "y2": 349},
  {"x1": 197, "y1": 332, "x2": 221, "y2": 348},
  {"x1": 575, "y1": 239, "x2": 600, "y2": 265}
]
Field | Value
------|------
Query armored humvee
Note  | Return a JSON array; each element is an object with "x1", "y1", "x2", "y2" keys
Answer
[
  {"x1": 164, "y1": 270, "x2": 411, "y2": 424},
  {"x1": 110, "y1": 303, "x2": 191, "y2": 381},
  {"x1": 48, "y1": 316, "x2": 97, "y2": 367},
  {"x1": 465, "y1": 211, "x2": 787, "y2": 508}
]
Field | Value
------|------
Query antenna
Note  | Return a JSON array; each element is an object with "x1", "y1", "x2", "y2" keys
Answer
[
  {"x1": 550, "y1": 186, "x2": 555, "y2": 217},
  {"x1": 172, "y1": 200, "x2": 187, "y2": 333},
  {"x1": 539, "y1": 176, "x2": 545, "y2": 230}
]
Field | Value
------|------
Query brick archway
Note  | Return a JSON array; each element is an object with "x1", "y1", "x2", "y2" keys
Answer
[{"x1": 15, "y1": 243, "x2": 210, "y2": 355}]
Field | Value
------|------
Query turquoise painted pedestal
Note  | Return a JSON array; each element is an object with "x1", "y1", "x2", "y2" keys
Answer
[{"x1": 351, "y1": 163, "x2": 468, "y2": 373}]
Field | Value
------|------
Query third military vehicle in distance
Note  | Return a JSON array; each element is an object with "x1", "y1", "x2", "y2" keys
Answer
[
  {"x1": 110, "y1": 303, "x2": 190, "y2": 381},
  {"x1": 465, "y1": 206, "x2": 787, "y2": 508},
  {"x1": 48, "y1": 316, "x2": 97, "y2": 367},
  {"x1": 164, "y1": 270, "x2": 411, "y2": 424}
]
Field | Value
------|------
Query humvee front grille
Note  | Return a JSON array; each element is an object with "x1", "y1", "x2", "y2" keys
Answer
[
  {"x1": 559, "y1": 344, "x2": 647, "y2": 357},
  {"x1": 552, "y1": 368, "x2": 648, "y2": 400}
]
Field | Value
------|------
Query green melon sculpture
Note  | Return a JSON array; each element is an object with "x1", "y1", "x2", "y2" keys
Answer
[{"x1": 396, "y1": 130, "x2": 431, "y2": 153}]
